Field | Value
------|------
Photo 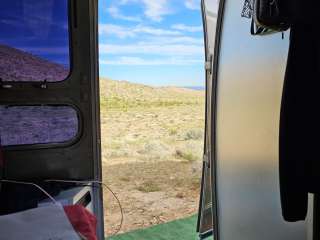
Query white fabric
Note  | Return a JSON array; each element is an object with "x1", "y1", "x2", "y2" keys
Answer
[{"x1": 0, "y1": 204, "x2": 81, "y2": 240}]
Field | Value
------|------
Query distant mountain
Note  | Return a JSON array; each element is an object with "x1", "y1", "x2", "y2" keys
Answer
[
  {"x1": 0, "y1": 44, "x2": 69, "y2": 82},
  {"x1": 183, "y1": 86, "x2": 205, "y2": 91},
  {"x1": 100, "y1": 78, "x2": 205, "y2": 110}
]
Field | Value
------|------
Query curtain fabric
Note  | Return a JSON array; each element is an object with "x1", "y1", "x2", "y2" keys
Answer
[{"x1": 280, "y1": 21, "x2": 320, "y2": 221}]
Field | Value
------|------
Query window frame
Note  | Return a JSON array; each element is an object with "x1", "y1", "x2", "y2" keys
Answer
[
  {"x1": 0, "y1": 0, "x2": 74, "y2": 83},
  {"x1": 0, "y1": 103, "x2": 82, "y2": 150}
]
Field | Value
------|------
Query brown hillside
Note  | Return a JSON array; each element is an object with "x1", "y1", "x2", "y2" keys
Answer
[{"x1": 0, "y1": 44, "x2": 68, "y2": 82}]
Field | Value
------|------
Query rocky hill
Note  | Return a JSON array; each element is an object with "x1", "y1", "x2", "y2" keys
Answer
[
  {"x1": 0, "y1": 44, "x2": 68, "y2": 82},
  {"x1": 100, "y1": 78, "x2": 205, "y2": 110}
]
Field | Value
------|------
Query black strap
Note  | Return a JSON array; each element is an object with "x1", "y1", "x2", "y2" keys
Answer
[
  {"x1": 0, "y1": 138, "x2": 4, "y2": 192},
  {"x1": 0, "y1": 139, "x2": 4, "y2": 173},
  {"x1": 250, "y1": 19, "x2": 282, "y2": 36},
  {"x1": 251, "y1": 19, "x2": 268, "y2": 35}
]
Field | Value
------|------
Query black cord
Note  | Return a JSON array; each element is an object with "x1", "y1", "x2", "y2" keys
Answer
[
  {"x1": 44, "y1": 180, "x2": 124, "y2": 237},
  {"x1": 0, "y1": 178, "x2": 124, "y2": 236}
]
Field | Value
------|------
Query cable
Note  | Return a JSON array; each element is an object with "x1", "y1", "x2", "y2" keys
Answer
[
  {"x1": 0, "y1": 178, "x2": 123, "y2": 236},
  {"x1": 44, "y1": 179, "x2": 124, "y2": 236},
  {"x1": 0, "y1": 179, "x2": 58, "y2": 204}
]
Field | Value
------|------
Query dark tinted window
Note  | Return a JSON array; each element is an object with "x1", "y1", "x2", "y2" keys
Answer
[
  {"x1": 0, "y1": 106, "x2": 78, "y2": 146},
  {"x1": 0, "y1": 0, "x2": 70, "y2": 82}
]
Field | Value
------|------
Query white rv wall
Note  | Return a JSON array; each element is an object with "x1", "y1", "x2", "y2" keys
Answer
[{"x1": 213, "y1": 0, "x2": 311, "y2": 239}]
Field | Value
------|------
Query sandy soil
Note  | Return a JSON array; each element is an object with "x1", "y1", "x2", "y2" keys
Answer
[{"x1": 100, "y1": 79, "x2": 205, "y2": 237}]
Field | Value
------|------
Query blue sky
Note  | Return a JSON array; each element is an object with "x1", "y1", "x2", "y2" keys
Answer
[
  {"x1": 0, "y1": 0, "x2": 70, "y2": 67},
  {"x1": 0, "y1": 0, "x2": 204, "y2": 86},
  {"x1": 98, "y1": 0, "x2": 205, "y2": 87}
]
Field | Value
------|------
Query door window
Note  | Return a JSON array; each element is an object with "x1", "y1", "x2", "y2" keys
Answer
[
  {"x1": 0, "y1": 0, "x2": 71, "y2": 82},
  {"x1": 0, "y1": 105, "x2": 79, "y2": 147}
]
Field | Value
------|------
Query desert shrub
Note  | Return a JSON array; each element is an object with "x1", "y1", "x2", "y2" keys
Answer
[
  {"x1": 175, "y1": 192, "x2": 185, "y2": 199},
  {"x1": 168, "y1": 128, "x2": 178, "y2": 136},
  {"x1": 120, "y1": 177, "x2": 130, "y2": 182},
  {"x1": 107, "y1": 148, "x2": 130, "y2": 158},
  {"x1": 183, "y1": 129, "x2": 204, "y2": 141},
  {"x1": 138, "y1": 142, "x2": 171, "y2": 160},
  {"x1": 172, "y1": 175, "x2": 201, "y2": 190},
  {"x1": 175, "y1": 149, "x2": 199, "y2": 162},
  {"x1": 136, "y1": 181, "x2": 161, "y2": 193}
]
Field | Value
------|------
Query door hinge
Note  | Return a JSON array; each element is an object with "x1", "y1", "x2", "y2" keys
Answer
[
  {"x1": 0, "y1": 79, "x2": 13, "y2": 89},
  {"x1": 205, "y1": 55, "x2": 214, "y2": 74},
  {"x1": 203, "y1": 153, "x2": 210, "y2": 168},
  {"x1": 205, "y1": 61, "x2": 211, "y2": 71}
]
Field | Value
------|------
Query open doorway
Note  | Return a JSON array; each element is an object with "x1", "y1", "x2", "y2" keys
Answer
[{"x1": 98, "y1": 0, "x2": 206, "y2": 238}]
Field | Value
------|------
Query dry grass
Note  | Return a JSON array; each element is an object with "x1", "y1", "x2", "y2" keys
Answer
[
  {"x1": 175, "y1": 149, "x2": 199, "y2": 162},
  {"x1": 135, "y1": 181, "x2": 162, "y2": 193},
  {"x1": 100, "y1": 78, "x2": 205, "y2": 236}
]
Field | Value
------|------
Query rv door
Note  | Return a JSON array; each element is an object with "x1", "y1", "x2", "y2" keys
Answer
[
  {"x1": 197, "y1": 0, "x2": 219, "y2": 239},
  {"x1": 0, "y1": 0, "x2": 103, "y2": 238},
  {"x1": 201, "y1": 0, "x2": 312, "y2": 239}
]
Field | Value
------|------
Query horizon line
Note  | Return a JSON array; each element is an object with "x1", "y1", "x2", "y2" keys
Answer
[{"x1": 99, "y1": 77, "x2": 205, "y2": 88}]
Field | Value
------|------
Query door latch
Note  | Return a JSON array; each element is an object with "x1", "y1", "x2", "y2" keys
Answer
[
  {"x1": 205, "y1": 54, "x2": 214, "y2": 75},
  {"x1": 203, "y1": 153, "x2": 210, "y2": 168}
]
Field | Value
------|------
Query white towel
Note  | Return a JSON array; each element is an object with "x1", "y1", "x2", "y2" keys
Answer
[{"x1": 0, "y1": 204, "x2": 81, "y2": 240}]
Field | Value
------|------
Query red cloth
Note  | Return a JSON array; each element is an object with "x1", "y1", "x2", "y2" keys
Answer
[{"x1": 64, "y1": 205, "x2": 98, "y2": 240}]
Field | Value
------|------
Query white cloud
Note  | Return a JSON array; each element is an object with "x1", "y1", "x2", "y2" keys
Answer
[
  {"x1": 185, "y1": 0, "x2": 201, "y2": 10},
  {"x1": 117, "y1": 0, "x2": 171, "y2": 22},
  {"x1": 99, "y1": 24, "x2": 204, "y2": 66},
  {"x1": 99, "y1": 2, "x2": 205, "y2": 67},
  {"x1": 100, "y1": 56, "x2": 203, "y2": 66},
  {"x1": 99, "y1": 43, "x2": 203, "y2": 56},
  {"x1": 99, "y1": 24, "x2": 182, "y2": 38},
  {"x1": 141, "y1": 0, "x2": 171, "y2": 22},
  {"x1": 171, "y1": 24, "x2": 203, "y2": 32},
  {"x1": 99, "y1": 24, "x2": 136, "y2": 39},
  {"x1": 135, "y1": 25, "x2": 181, "y2": 36},
  {"x1": 107, "y1": 6, "x2": 142, "y2": 22},
  {"x1": 141, "y1": 36, "x2": 203, "y2": 45}
]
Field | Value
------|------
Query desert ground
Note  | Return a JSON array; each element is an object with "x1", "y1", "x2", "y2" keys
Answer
[{"x1": 100, "y1": 79, "x2": 205, "y2": 237}]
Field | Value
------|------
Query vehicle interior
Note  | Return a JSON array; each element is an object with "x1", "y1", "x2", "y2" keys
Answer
[
  {"x1": 0, "y1": 0, "x2": 319, "y2": 239},
  {"x1": 0, "y1": 0, "x2": 104, "y2": 239}
]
